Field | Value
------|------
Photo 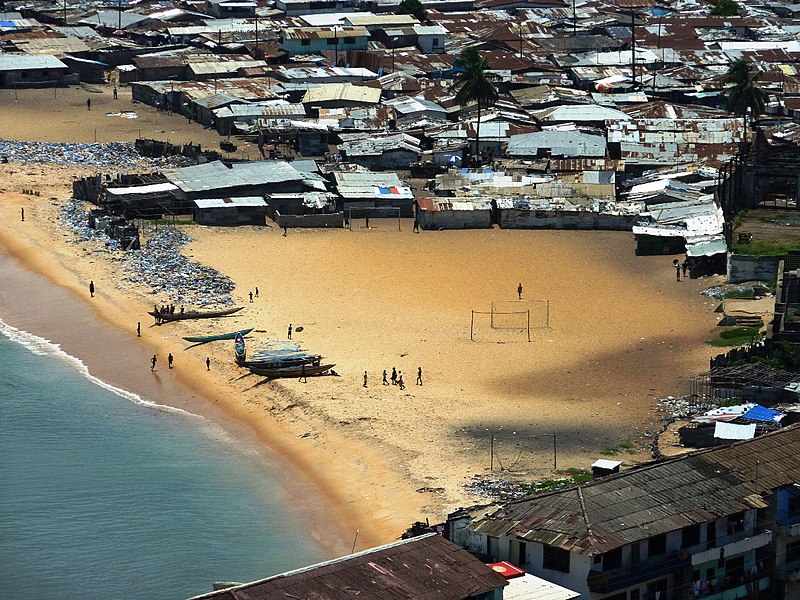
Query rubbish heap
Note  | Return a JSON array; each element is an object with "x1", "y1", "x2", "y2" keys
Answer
[
  {"x1": 0, "y1": 138, "x2": 190, "y2": 169},
  {"x1": 60, "y1": 199, "x2": 235, "y2": 306},
  {"x1": 124, "y1": 226, "x2": 235, "y2": 307},
  {"x1": 657, "y1": 394, "x2": 718, "y2": 419}
]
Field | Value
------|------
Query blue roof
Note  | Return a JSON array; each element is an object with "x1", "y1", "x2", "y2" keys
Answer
[{"x1": 742, "y1": 405, "x2": 782, "y2": 423}]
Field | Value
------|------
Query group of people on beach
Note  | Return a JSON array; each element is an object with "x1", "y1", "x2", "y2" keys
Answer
[
  {"x1": 150, "y1": 354, "x2": 211, "y2": 371},
  {"x1": 366, "y1": 366, "x2": 424, "y2": 390},
  {"x1": 153, "y1": 304, "x2": 184, "y2": 323}
]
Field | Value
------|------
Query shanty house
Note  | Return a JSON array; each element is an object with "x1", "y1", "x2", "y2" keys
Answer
[
  {"x1": 163, "y1": 160, "x2": 307, "y2": 201},
  {"x1": 506, "y1": 130, "x2": 607, "y2": 159},
  {"x1": 333, "y1": 170, "x2": 414, "y2": 216},
  {"x1": 339, "y1": 133, "x2": 422, "y2": 170},
  {"x1": 0, "y1": 54, "x2": 71, "y2": 87},
  {"x1": 302, "y1": 83, "x2": 381, "y2": 110},
  {"x1": 416, "y1": 198, "x2": 492, "y2": 229},
  {"x1": 189, "y1": 533, "x2": 508, "y2": 600},
  {"x1": 279, "y1": 26, "x2": 370, "y2": 57},
  {"x1": 446, "y1": 426, "x2": 800, "y2": 600},
  {"x1": 205, "y1": 0, "x2": 256, "y2": 18},
  {"x1": 193, "y1": 196, "x2": 267, "y2": 225}
]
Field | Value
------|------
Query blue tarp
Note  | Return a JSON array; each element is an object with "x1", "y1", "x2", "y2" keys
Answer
[{"x1": 742, "y1": 405, "x2": 783, "y2": 423}]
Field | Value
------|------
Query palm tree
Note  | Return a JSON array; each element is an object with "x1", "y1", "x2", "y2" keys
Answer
[
  {"x1": 724, "y1": 58, "x2": 767, "y2": 143},
  {"x1": 450, "y1": 47, "x2": 499, "y2": 165}
]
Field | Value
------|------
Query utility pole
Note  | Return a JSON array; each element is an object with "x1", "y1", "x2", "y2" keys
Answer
[
  {"x1": 630, "y1": 10, "x2": 636, "y2": 88},
  {"x1": 572, "y1": 0, "x2": 577, "y2": 36},
  {"x1": 334, "y1": 25, "x2": 338, "y2": 67},
  {"x1": 63, "y1": 0, "x2": 67, "y2": 26},
  {"x1": 255, "y1": 13, "x2": 259, "y2": 58}
]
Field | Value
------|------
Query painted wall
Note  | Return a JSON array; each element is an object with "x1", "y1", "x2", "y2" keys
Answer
[{"x1": 728, "y1": 254, "x2": 781, "y2": 283}]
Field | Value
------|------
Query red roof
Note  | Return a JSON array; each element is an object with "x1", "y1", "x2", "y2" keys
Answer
[{"x1": 488, "y1": 561, "x2": 526, "y2": 579}]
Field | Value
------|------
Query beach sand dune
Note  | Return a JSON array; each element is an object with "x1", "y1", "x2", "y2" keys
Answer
[{"x1": 0, "y1": 86, "x2": 724, "y2": 548}]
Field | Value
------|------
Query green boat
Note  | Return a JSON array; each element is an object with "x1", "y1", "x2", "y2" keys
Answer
[{"x1": 183, "y1": 328, "x2": 254, "y2": 343}]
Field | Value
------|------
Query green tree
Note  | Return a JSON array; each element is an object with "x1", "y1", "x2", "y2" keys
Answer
[
  {"x1": 711, "y1": 0, "x2": 741, "y2": 16},
  {"x1": 397, "y1": 0, "x2": 426, "y2": 22},
  {"x1": 450, "y1": 47, "x2": 499, "y2": 165},
  {"x1": 724, "y1": 58, "x2": 767, "y2": 140}
]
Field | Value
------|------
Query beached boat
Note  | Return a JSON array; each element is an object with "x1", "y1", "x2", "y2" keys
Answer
[
  {"x1": 149, "y1": 306, "x2": 243, "y2": 323},
  {"x1": 183, "y1": 328, "x2": 253, "y2": 343},
  {"x1": 238, "y1": 354, "x2": 323, "y2": 369},
  {"x1": 249, "y1": 363, "x2": 335, "y2": 379}
]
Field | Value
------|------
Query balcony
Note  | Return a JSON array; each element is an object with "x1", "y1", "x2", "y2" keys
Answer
[
  {"x1": 588, "y1": 552, "x2": 691, "y2": 594},
  {"x1": 691, "y1": 531, "x2": 773, "y2": 566},
  {"x1": 776, "y1": 557, "x2": 800, "y2": 582},
  {"x1": 779, "y1": 522, "x2": 800, "y2": 537},
  {"x1": 697, "y1": 575, "x2": 770, "y2": 600}
]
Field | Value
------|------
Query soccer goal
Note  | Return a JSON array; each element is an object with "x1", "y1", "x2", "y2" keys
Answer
[
  {"x1": 346, "y1": 206, "x2": 402, "y2": 231},
  {"x1": 470, "y1": 310, "x2": 532, "y2": 342},
  {"x1": 492, "y1": 299, "x2": 550, "y2": 330}
]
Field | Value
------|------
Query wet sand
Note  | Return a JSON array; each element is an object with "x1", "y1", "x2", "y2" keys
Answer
[{"x1": 0, "y1": 86, "x2": 727, "y2": 549}]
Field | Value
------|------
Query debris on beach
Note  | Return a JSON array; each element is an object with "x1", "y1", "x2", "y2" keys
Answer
[
  {"x1": 59, "y1": 199, "x2": 235, "y2": 306},
  {"x1": 657, "y1": 395, "x2": 719, "y2": 419},
  {"x1": 465, "y1": 475, "x2": 530, "y2": 500},
  {"x1": 0, "y1": 138, "x2": 188, "y2": 169}
]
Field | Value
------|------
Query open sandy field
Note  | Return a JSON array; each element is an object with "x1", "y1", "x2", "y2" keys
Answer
[{"x1": 0, "y1": 85, "x2": 727, "y2": 551}]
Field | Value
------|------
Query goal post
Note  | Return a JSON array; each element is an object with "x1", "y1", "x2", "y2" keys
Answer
[
  {"x1": 471, "y1": 310, "x2": 531, "y2": 342},
  {"x1": 346, "y1": 206, "x2": 402, "y2": 231},
  {"x1": 492, "y1": 299, "x2": 550, "y2": 330}
]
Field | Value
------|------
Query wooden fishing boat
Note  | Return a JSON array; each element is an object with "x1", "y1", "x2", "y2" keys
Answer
[
  {"x1": 183, "y1": 328, "x2": 254, "y2": 343},
  {"x1": 237, "y1": 355, "x2": 322, "y2": 369},
  {"x1": 249, "y1": 363, "x2": 335, "y2": 379},
  {"x1": 149, "y1": 306, "x2": 243, "y2": 323}
]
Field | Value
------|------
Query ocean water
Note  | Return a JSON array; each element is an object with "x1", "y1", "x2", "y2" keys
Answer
[{"x1": 0, "y1": 320, "x2": 328, "y2": 600}]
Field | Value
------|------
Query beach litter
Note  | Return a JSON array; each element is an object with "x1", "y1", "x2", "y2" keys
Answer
[
  {"x1": 106, "y1": 111, "x2": 138, "y2": 119},
  {"x1": 60, "y1": 199, "x2": 235, "y2": 306},
  {"x1": 0, "y1": 138, "x2": 189, "y2": 169}
]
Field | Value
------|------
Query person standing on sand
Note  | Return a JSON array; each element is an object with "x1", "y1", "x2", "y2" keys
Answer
[
  {"x1": 363, "y1": 371, "x2": 368, "y2": 387},
  {"x1": 416, "y1": 367, "x2": 423, "y2": 385},
  {"x1": 137, "y1": 322, "x2": 141, "y2": 337},
  {"x1": 206, "y1": 357, "x2": 211, "y2": 371},
  {"x1": 382, "y1": 370, "x2": 389, "y2": 385},
  {"x1": 87, "y1": 98, "x2": 91, "y2": 111},
  {"x1": 255, "y1": 287, "x2": 259, "y2": 298},
  {"x1": 674, "y1": 259, "x2": 681, "y2": 282},
  {"x1": 113, "y1": 85, "x2": 118, "y2": 100},
  {"x1": 300, "y1": 364, "x2": 307, "y2": 383},
  {"x1": 413, "y1": 219, "x2": 419, "y2": 233},
  {"x1": 398, "y1": 371, "x2": 405, "y2": 390},
  {"x1": 288, "y1": 324, "x2": 293, "y2": 339},
  {"x1": 89, "y1": 280, "x2": 95, "y2": 297},
  {"x1": 21, "y1": 207, "x2": 24, "y2": 221},
  {"x1": 151, "y1": 355, "x2": 157, "y2": 371},
  {"x1": 517, "y1": 282, "x2": 523, "y2": 299},
  {"x1": 283, "y1": 223, "x2": 288, "y2": 236},
  {"x1": 391, "y1": 367, "x2": 397, "y2": 385},
  {"x1": 682, "y1": 259, "x2": 689, "y2": 278},
  {"x1": 249, "y1": 291, "x2": 253, "y2": 303},
  {"x1": 168, "y1": 353, "x2": 174, "y2": 369}
]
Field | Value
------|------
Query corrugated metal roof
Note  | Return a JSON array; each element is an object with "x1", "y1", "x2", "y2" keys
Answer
[
  {"x1": 302, "y1": 83, "x2": 381, "y2": 105},
  {"x1": 164, "y1": 160, "x2": 304, "y2": 194},
  {"x1": 189, "y1": 534, "x2": 508, "y2": 600},
  {"x1": 0, "y1": 54, "x2": 68, "y2": 71},
  {"x1": 194, "y1": 196, "x2": 266, "y2": 208}
]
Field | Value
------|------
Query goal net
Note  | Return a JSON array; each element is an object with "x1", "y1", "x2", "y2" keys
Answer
[{"x1": 492, "y1": 300, "x2": 550, "y2": 330}]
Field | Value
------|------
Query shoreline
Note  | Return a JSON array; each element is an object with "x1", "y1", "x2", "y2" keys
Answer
[{"x1": 0, "y1": 218, "x2": 424, "y2": 556}]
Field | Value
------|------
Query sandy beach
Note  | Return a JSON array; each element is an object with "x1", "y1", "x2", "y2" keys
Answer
[{"x1": 0, "y1": 85, "x2": 727, "y2": 552}]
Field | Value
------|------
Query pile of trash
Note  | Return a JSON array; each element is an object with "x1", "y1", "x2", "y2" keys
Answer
[
  {"x1": 60, "y1": 200, "x2": 235, "y2": 306},
  {"x1": 464, "y1": 475, "x2": 530, "y2": 500},
  {"x1": 657, "y1": 395, "x2": 719, "y2": 419},
  {"x1": 124, "y1": 227, "x2": 235, "y2": 307},
  {"x1": 0, "y1": 138, "x2": 190, "y2": 169},
  {"x1": 702, "y1": 282, "x2": 773, "y2": 300}
]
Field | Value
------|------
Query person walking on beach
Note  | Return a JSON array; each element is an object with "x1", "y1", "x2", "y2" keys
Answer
[
  {"x1": 413, "y1": 219, "x2": 419, "y2": 233},
  {"x1": 21, "y1": 207, "x2": 24, "y2": 221},
  {"x1": 300, "y1": 364, "x2": 307, "y2": 383},
  {"x1": 391, "y1": 367, "x2": 397, "y2": 385},
  {"x1": 168, "y1": 353, "x2": 174, "y2": 369},
  {"x1": 137, "y1": 322, "x2": 141, "y2": 337},
  {"x1": 87, "y1": 97, "x2": 91, "y2": 111},
  {"x1": 283, "y1": 223, "x2": 288, "y2": 237},
  {"x1": 151, "y1": 355, "x2": 157, "y2": 371},
  {"x1": 682, "y1": 258, "x2": 689, "y2": 278},
  {"x1": 249, "y1": 291, "x2": 253, "y2": 303},
  {"x1": 113, "y1": 85, "x2": 118, "y2": 100},
  {"x1": 206, "y1": 357, "x2": 211, "y2": 371},
  {"x1": 674, "y1": 259, "x2": 681, "y2": 282},
  {"x1": 382, "y1": 369, "x2": 389, "y2": 385},
  {"x1": 287, "y1": 323, "x2": 292, "y2": 339},
  {"x1": 255, "y1": 287, "x2": 259, "y2": 298},
  {"x1": 416, "y1": 367, "x2": 423, "y2": 386},
  {"x1": 89, "y1": 280, "x2": 95, "y2": 297},
  {"x1": 398, "y1": 371, "x2": 405, "y2": 390},
  {"x1": 363, "y1": 371, "x2": 368, "y2": 387},
  {"x1": 517, "y1": 282, "x2": 523, "y2": 299}
]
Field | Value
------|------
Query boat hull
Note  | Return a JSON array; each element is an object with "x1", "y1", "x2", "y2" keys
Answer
[
  {"x1": 249, "y1": 363, "x2": 335, "y2": 379},
  {"x1": 183, "y1": 328, "x2": 254, "y2": 343},
  {"x1": 149, "y1": 306, "x2": 243, "y2": 323}
]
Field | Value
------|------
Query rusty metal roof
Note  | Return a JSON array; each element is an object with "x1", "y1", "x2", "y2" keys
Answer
[
  {"x1": 189, "y1": 534, "x2": 508, "y2": 600},
  {"x1": 465, "y1": 425, "x2": 800, "y2": 555}
]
